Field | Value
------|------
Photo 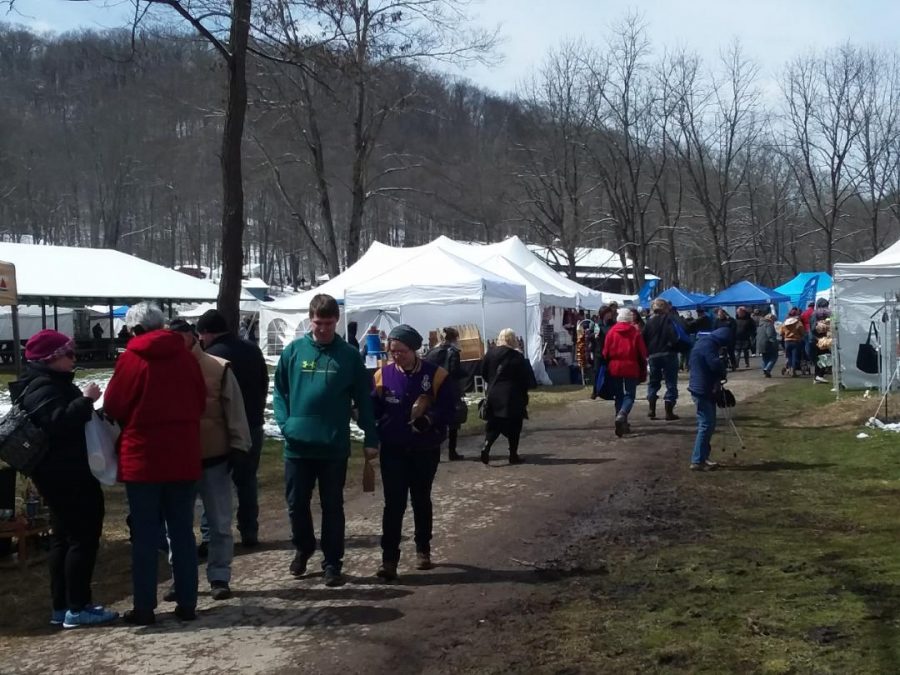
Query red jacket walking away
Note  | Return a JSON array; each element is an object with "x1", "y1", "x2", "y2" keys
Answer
[
  {"x1": 104, "y1": 329, "x2": 206, "y2": 483},
  {"x1": 602, "y1": 322, "x2": 648, "y2": 380}
]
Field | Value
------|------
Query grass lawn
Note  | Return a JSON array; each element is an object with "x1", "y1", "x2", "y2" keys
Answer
[{"x1": 526, "y1": 382, "x2": 900, "y2": 674}]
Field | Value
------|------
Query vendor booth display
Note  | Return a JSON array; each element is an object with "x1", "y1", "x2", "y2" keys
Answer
[{"x1": 833, "y1": 238, "x2": 900, "y2": 390}]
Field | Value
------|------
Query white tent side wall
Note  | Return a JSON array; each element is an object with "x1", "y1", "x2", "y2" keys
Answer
[{"x1": 833, "y1": 261, "x2": 900, "y2": 389}]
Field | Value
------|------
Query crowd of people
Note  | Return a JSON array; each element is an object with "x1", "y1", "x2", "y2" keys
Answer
[{"x1": 3, "y1": 289, "x2": 832, "y2": 630}]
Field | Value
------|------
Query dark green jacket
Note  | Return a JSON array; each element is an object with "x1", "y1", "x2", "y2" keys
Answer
[{"x1": 273, "y1": 333, "x2": 378, "y2": 459}]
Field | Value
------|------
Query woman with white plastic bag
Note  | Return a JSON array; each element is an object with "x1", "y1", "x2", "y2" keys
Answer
[
  {"x1": 8, "y1": 330, "x2": 118, "y2": 628},
  {"x1": 84, "y1": 411, "x2": 120, "y2": 486}
]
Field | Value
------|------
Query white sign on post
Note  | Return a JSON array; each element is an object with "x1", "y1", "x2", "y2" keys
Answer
[{"x1": 0, "y1": 261, "x2": 18, "y2": 307}]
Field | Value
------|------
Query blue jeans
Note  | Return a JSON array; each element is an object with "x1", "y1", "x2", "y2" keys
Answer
[
  {"x1": 284, "y1": 457, "x2": 348, "y2": 571},
  {"x1": 647, "y1": 354, "x2": 679, "y2": 403},
  {"x1": 126, "y1": 481, "x2": 198, "y2": 611},
  {"x1": 691, "y1": 395, "x2": 718, "y2": 465},
  {"x1": 200, "y1": 426, "x2": 264, "y2": 543},
  {"x1": 614, "y1": 378, "x2": 639, "y2": 418},
  {"x1": 785, "y1": 342, "x2": 803, "y2": 371},
  {"x1": 196, "y1": 461, "x2": 233, "y2": 583},
  {"x1": 761, "y1": 349, "x2": 778, "y2": 374}
]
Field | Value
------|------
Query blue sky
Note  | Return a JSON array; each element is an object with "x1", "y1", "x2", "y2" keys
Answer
[{"x1": 5, "y1": 0, "x2": 898, "y2": 97}]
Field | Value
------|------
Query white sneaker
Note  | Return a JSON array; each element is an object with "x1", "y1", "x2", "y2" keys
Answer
[
  {"x1": 814, "y1": 376, "x2": 827, "y2": 384},
  {"x1": 704, "y1": 460, "x2": 719, "y2": 469}
]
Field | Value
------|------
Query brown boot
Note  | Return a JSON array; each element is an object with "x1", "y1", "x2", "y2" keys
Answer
[
  {"x1": 415, "y1": 552, "x2": 434, "y2": 570},
  {"x1": 648, "y1": 399, "x2": 657, "y2": 419},
  {"x1": 664, "y1": 401, "x2": 679, "y2": 421}
]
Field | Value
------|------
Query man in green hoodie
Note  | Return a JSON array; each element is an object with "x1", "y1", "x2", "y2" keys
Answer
[{"x1": 274, "y1": 294, "x2": 379, "y2": 587}]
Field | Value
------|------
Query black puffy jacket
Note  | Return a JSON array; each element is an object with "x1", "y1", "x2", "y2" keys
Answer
[
  {"x1": 480, "y1": 346, "x2": 536, "y2": 420},
  {"x1": 642, "y1": 314, "x2": 679, "y2": 357},
  {"x1": 7, "y1": 363, "x2": 94, "y2": 473}
]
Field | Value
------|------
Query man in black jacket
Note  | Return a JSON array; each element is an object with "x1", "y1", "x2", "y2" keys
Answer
[
  {"x1": 642, "y1": 299, "x2": 681, "y2": 420},
  {"x1": 197, "y1": 309, "x2": 270, "y2": 547}
]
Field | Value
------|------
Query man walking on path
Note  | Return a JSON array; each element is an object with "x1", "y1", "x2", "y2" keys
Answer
[
  {"x1": 642, "y1": 299, "x2": 680, "y2": 421},
  {"x1": 197, "y1": 309, "x2": 270, "y2": 549},
  {"x1": 169, "y1": 319, "x2": 251, "y2": 601},
  {"x1": 273, "y1": 294, "x2": 379, "y2": 587},
  {"x1": 687, "y1": 327, "x2": 731, "y2": 472}
]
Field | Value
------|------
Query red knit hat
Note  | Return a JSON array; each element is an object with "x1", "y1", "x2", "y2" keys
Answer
[{"x1": 25, "y1": 330, "x2": 75, "y2": 362}]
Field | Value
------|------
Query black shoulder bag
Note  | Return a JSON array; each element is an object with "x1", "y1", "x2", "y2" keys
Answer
[
  {"x1": 856, "y1": 322, "x2": 880, "y2": 375},
  {"x1": 478, "y1": 357, "x2": 508, "y2": 421},
  {"x1": 0, "y1": 382, "x2": 54, "y2": 476}
]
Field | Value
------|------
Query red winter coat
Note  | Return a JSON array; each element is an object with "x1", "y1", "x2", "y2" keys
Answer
[
  {"x1": 602, "y1": 322, "x2": 648, "y2": 381},
  {"x1": 103, "y1": 329, "x2": 206, "y2": 483}
]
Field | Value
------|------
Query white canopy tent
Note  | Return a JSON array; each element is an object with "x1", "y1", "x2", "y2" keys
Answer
[
  {"x1": 344, "y1": 247, "x2": 528, "y2": 360},
  {"x1": 833, "y1": 241, "x2": 900, "y2": 389},
  {"x1": 0, "y1": 242, "x2": 252, "y2": 303}
]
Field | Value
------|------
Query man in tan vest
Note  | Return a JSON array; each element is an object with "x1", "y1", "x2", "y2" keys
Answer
[{"x1": 169, "y1": 319, "x2": 251, "y2": 600}]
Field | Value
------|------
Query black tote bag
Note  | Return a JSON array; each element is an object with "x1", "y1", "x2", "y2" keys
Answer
[{"x1": 856, "y1": 322, "x2": 880, "y2": 374}]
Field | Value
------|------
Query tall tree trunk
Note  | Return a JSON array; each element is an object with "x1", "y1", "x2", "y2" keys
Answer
[{"x1": 217, "y1": 0, "x2": 251, "y2": 332}]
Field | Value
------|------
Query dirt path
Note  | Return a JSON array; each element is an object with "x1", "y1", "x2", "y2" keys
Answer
[{"x1": 0, "y1": 372, "x2": 778, "y2": 675}]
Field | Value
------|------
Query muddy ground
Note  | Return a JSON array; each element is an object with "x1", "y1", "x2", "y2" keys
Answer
[{"x1": 0, "y1": 372, "x2": 777, "y2": 674}]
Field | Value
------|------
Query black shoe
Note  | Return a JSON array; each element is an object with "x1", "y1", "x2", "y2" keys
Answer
[
  {"x1": 173, "y1": 605, "x2": 197, "y2": 621},
  {"x1": 290, "y1": 551, "x2": 311, "y2": 578},
  {"x1": 764, "y1": 370, "x2": 772, "y2": 378},
  {"x1": 210, "y1": 581, "x2": 232, "y2": 601},
  {"x1": 590, "y1": 392, "x2": 598, "y2": 400},
  {"x1": 509, "y1": 454, "x2": 524, "y2": 465},
  {"x1": 162, "y1": 587, "x2": 177, "y2": 603},
  {"x1": 323, "y1": 566, "x2": 345, "y2": 587},
  {"x1": 449, "y1": 451, "x2": 465, "y2": 461},
  {"x1": 614, "y1": 417, "x2": 626, "y2": 438},
  {"x1": 664, "y1": 401, "x2": 679, "y2": 421},
  {"x1": 480, "y1": 448, "x2": 490, "y2": 465},
  {"x1": 240, "y1": 536, "x2": 259, "y2": 548},
  {"x1": 648, "y1": 400, "x2": 657, "y2": 420},
  {"x1": 123, "y1": 608, "x2": 155, "y2": 626},
  {"x1": 197, "y1": 541, "x2": 208, "y2": 560},
  {"x1": 376, "y1": 561, "x2": 398, "y2": 581}
]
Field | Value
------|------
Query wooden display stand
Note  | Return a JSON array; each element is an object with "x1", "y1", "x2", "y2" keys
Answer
[
  {"x1": 0, "y1": 517, "x2": 51, "y2": 568},
  {"x1": 430, "y1": 324, "x2": 484, "y2": 362}
]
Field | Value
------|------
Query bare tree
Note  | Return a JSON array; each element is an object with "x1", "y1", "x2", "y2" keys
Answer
[
  {"x1": 514, "y1": 40, "x2": 602, "y2": 279},
  {"x1": 668, "y1": 42, "x2": 761, "y2": 286},
  {"x1": 781, "y1": 46, "x2": 866, "y2": 270},
  {"x1": 256, "y1": 0, "x2": 497, "y2": 269}
]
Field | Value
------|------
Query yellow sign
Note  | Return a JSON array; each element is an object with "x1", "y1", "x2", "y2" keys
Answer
[{"x1": 0, "y1": 261, "x2": 18, "y2": 306}]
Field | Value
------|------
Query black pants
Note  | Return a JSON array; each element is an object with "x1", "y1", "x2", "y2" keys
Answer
[
  {"x1": 0, "y1": 468, "x2": 15, "y2": 557},
  {"x1": 379, "y1": 445, "x2": 440, "y2": 564},
  {"x1": 284, "y1": 457, "x2": 348, "y2": 571},
  {"x1": 447, "y1": 428, "x2": 459, "y2": 454},
  {"x1": 484, "y1": 417, "x2": 524, "y2": 457},
  {"x1": 32, "y1": 466, "x2": 104, "y2": 612}
]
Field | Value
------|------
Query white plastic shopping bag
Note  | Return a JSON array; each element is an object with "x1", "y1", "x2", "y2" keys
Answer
[{"x1": 84, "y1": 411, "x2": 120, "y2": 486}]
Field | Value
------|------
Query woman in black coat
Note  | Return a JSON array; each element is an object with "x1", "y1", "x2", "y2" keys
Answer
[
  {"x1": 479, "y1": 329, "x2": 536, "y2": 465},
  {"x1": 734, "y1": 307, "x2": 757, "y2": 369},
  {"x1": 8, "y1": 330, "x2": 117, "y2": 629}
]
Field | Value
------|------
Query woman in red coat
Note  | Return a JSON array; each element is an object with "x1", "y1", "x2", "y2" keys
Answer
[
  {"x1": 602, "y1": 308, "x2": 649, "y2": 437},
  {"x1": 103, "y1": 302, "x2": 206, "y2": 626}
]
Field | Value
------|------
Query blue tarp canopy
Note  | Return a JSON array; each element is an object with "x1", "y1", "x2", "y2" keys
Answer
[
  {"x1": 702, "y1": 281, "x2": 791, "y2": 307},
  {"x1": 773, "y1": 272, "x2": 832, "y2": 305},
  {"x1": 657, "y1": 287, "x2": 711, "y2": 310}
]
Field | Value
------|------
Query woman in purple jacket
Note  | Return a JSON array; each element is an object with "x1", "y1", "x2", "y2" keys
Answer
[{"x1": 371, "y1": 325, "x2": 457, "y2": 581}]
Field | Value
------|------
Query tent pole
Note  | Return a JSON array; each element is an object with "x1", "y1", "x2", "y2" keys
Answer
[
  {"x1": 41, "y1": 300, "x2": 46, "y2": 329},
  {"x1": 11, "y1": 304, "x2": 22, "y2": 377},
  {"x1": 53, "y1": 301, "x2": 58, "y2": 331},
  {"x1": 108, "y1": 300, "x2": 115, "y2": 358},
  {"x1": 481, "y1": 288, "x2": 487, "y2": 353}
]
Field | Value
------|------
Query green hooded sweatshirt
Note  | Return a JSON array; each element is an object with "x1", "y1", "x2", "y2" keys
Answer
[{"x1": 273, "y1": 333, "x2": 378, "y2": 459}]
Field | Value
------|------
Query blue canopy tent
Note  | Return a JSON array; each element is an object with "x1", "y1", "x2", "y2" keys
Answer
[
  {"x1": 657, "y1": 287, "x2": 711, "y2": 310},
  {"x1": 701, "y1": 281, "x2": 791, "y2": 308},
  {"x1": 774, "y1": 272, "x2": 832, "y2": 318}
]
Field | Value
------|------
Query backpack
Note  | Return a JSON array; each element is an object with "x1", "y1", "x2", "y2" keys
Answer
[
  {"x1": 0, "y1": 381, "x2": 53, "y2": 476},
  {"x1": 424, "y1": 345, "x2": 450, "y2": 370}
]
